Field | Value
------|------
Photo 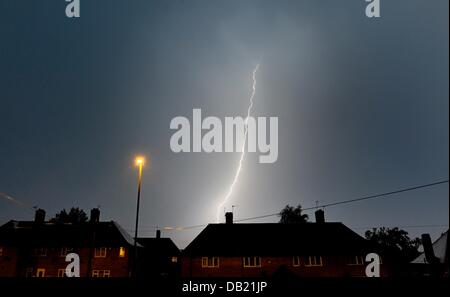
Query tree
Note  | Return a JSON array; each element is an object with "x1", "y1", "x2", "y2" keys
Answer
[
  {"x1": 50, "y1": 207, "x2": 88, "y2": 224},
  {"x1": 279, "y1": 204, "x2": 308, "y2": 224},
  {"x1": 365, "y1": 227, "x2": 421, "y2": 262}
]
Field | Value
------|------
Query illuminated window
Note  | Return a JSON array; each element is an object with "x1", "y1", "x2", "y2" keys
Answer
[
  {"x1": 94, "y1": 247, "x2": 107, "y2": 258},
  {"x1": 25, "y1": 268, "x2": 33, "y2": 278},
  {"x1": 292, "y1": 256, "x2": 300, "y2": 267},
  {"x1": 171, "y1": 256, "x2": 178, "y2": 263},
  {"x1": 201, "y1": 257, "x2": 219, "y2": 268},
  {"x1": 34, "y1": 248, "x2": 47, "y2": 256},
  {"x1": 348, "y1": 256, "x2": 364, "y2": 266},
  {"x1": 92, "y1": 270, "x2": 110, "y2": 277},
  {"x1": 60, "y1": 247, "x2": 73, "y2": 257},
  {"x1": 36, "y1": 268, "x2": 45, "y2": 277},
  {"x1": 243, "y1": 257, "x2": 261, "y2": 268},
  {"x1": 119, "y1": 247, "x2": 126, "y2": 257},
  {"x1": 58, "y1": 269, "x2": 66, "y2": 277},
  {"x1": 305, "y1": 256, "x2": 323, "y2": 267}
]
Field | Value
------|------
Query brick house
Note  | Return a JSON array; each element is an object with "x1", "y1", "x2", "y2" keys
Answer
[
  {"x1": 136, "y1": 230, "x2": 181, "y2": 278},
  {"x1": 0, "y1": 208, "x2": 138, "y2": 277},
  {"x1": 182, "y1": 210, "x2": 390, "y2": 278}
]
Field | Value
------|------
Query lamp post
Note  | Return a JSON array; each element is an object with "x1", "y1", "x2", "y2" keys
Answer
[{"x1": 133, "y1": 156, "x2": 145, "y2": 277}]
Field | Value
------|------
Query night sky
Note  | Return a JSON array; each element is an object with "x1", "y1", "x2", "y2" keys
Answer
[{"x1": 0, "y1": 0, "x2": 448, "y2": 248}]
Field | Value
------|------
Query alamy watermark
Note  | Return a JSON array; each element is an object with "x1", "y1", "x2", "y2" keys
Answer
[
  {"x1": 65, "y1": 0, "x2": 80, "y2": 18},
  {"x1": 63, "y1": 1, "x2": 379, "y2": 19},
  {"x1": 170, "y1": 109, "x2": 279, "y2": 164}
]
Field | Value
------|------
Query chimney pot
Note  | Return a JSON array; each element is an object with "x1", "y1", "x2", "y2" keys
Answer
[
  {"x1": 315, "y1": 209, "x2": 325, "y2": 223},
  {"x1": 225, "y1": 212, "x2": 233, "y2": 224},
  {"x1": 156, "y1": 230, "x2": 161, "y2": 238},
  {"x1": 34, "y1": 209, "x2": 46, "y2": 224},
  {"x1": 90, "y1": 208, "x2": 100, "y2": 223},
  {"x1": 422, "y1": 233, "x2": 439, "y2": 265}
]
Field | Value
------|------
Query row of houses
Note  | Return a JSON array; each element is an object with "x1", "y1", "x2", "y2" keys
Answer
[{"x1": 0, "y1": 208, "x2": 447, "y2": 278}]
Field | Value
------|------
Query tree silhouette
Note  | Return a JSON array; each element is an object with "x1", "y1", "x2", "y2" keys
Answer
[
  {"x1": 279, "y1": 204, "x2": 308, "y2": 224},
  {"x1": 50, "y1": 207, "x2": 88, "y2": 224},
  {"x1": 365, "y1": 227, "x2": 421, "y2": 262}
]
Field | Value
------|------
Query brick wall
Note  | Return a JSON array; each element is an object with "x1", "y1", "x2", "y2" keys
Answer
[
  {"x1": 181, "y1": 256, "x2": 390, "y2": 278},
  {"x1": 0, "y1": 246, "x2": 130, "y2": 277}
]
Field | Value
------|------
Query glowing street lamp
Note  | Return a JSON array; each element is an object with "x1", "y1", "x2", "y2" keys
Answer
[{"x1": 133, "y1": 155, "x2": 146, "y2": 277}]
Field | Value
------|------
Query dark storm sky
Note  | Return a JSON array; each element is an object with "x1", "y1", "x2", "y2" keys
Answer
[{"x1": 0, "y1": 0, "x2": 448, "y2": 248}]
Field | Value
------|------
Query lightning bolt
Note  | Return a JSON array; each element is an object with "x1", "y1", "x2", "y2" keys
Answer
[{"x1": 216, "y1": 62, "x2": 260, "y2": 223}]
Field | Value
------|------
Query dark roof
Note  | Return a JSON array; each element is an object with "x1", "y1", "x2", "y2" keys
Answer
[
  {"x1": 0, "y1": 220, "x2": 139, "y2": 248},
  {"x1": 183, "y1": 222, "x2": 375, "y2": 256},
  {"x1": 136, "y1": 238, "x2": 180, "y2": 255}
]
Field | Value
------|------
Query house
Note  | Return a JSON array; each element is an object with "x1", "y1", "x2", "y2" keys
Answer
[
  {"x1": 411, "y1": 230, "x2": 449, "y2": 277},
  {"x1": 136, "y1": 230, "x2": 180, "y2": 278},
  {"x1": 0, "y1": 208, "x2": 138, "y2": 277},
  {"x1": 412, "y1": 230, "x2": 448, "y2": 265},
  {"x1": 182, "y1": 210, "x2": 390, "y2": 278}
]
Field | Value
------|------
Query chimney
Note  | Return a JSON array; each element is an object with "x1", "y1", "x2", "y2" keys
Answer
[
  {"x1": 34, "y1": 208, "x2": 46, "y2": 224},
  {"x1": 422, "y1": 233, "x2": 439, "y2": 265},
  {"x1": 90, "y1": 208, "x2": 100, "y2": 223},
  {"x1": 156, "y1": 230, "x2": 161, "y2": 239},
  {"x1": 315, "y1": 209, "x2": 325, "y2": 223},
  {"x1": 225, "y1": 212, "x2": 233, "y2": 224}
]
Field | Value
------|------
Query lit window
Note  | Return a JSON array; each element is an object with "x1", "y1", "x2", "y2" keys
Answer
[
  {"x1": 92, "y1": 270, "x2": 110, "y2": 277},
  {"x1": 60, "y1": 247, "x2": 73, "y2": 257},
  {"x1": 201, "y1": 257, "x2": 219, "y2": 268},
  {"x1": 305, "y1": 256, "x2": 323, "y2": 267},
  {"x1": 34, "y1": 248, "x2": 47, "y2": 256},
  {"x1": 94, "y1": 247, "x2": 107, "y2": 258},
  {"x1": 171, "y1": 256, "x2": 178, "y2": 263},
  {"x1": 25, "y1": 268, "x2": 33, "y2": 278},
  {"x1": 36, "y1": 268, "x2": 45, "y2": 277},
  {"x1": 58, "y1": 269, "x2": 66, "y2": 277},
  {"x1": 292, "y1": 256, "x2": 300, "y2": 267},
  {"x1": 348, "y1": 256, "x2": 364, "y2": 266},
  {"x1": 119, "y1": 247, "x2": 126, "y2": 257},
  {"x1": 243, "y1": 257, "x2": 261, "y2": 268}
]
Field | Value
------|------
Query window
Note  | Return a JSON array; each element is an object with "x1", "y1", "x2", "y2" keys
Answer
[
  {"x1": 305, "y1": 256, "x2": 323, "y2": 267},
  {"x1": 119, "y1": 247, "x2": 126, "y2": 257},
  {"x1": 34, "y1": 248, "x2": 47, "y2": 256},
  {"x1": 58, "y1": 269, "x2": 66, "y2": 277},
  {"x1": 171, "y1": 256, "x2": 178, "y2": 263},
  {"x1": 201, "y1": 257, "x2": 219, "y2": 268},
  {"x1": 94, "y1": 247, "x2": 107, "y2": 258},
  {"x1": 292, "y1": 256, "x2": 300, "y2": 267},
  {"x1": 36, "y1": 268, "x2": 45, "y2": 277},
  {"x1": 243, "y1": 257, "x2": 261, "y2": 268},
  {"x1": 60, "y1": 247, "x2": 73, "y2": 257},
  {"x1": 348, "y1": 256, "x2": 364, "y2": 266},
  {"x1": 25, "y1": 268, "x2": 33, "y2": 278},
  {"x1": 92, "y1": 270, "x2": 110, "y2": 277}
]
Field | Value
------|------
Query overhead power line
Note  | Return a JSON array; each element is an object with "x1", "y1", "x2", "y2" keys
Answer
[
  {"x1": 235, "y1": 179, "x2": 449, "y2": 223},
  {"x1": 157, "y1": 179, "x2": 449, "y2": 231}
]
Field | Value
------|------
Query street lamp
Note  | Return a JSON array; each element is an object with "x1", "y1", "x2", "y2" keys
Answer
[{"x1": 133, "y1": 155, "x2": 146, "y2": 277}]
